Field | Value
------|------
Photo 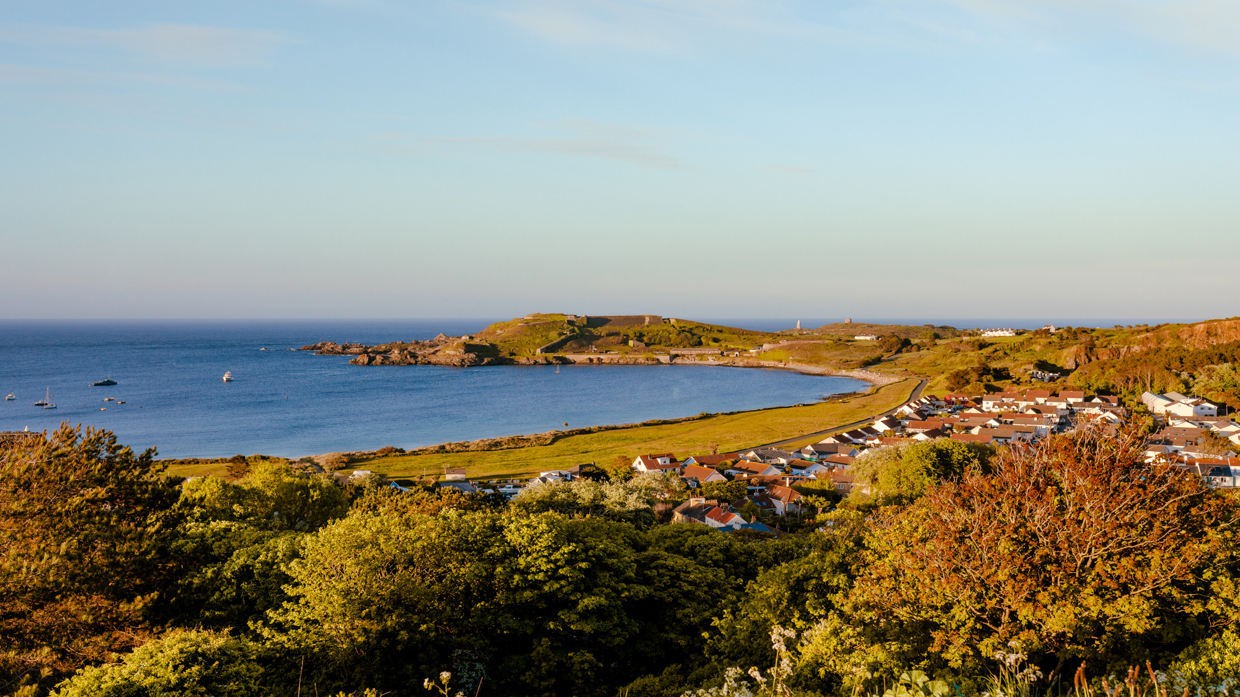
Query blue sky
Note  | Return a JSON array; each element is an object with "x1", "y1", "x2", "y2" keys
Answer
[{"x1": 1, "y1": 0, "x2": 1237, "y2": 321}]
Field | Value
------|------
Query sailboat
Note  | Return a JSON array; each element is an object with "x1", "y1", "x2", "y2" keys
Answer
[{"x1": 35, "y1": 388, "x2": 55, "y2": 409}]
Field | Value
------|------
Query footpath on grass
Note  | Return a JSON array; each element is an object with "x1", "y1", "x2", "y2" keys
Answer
[{"x1": 355, "y1": 378, "x2": 921, "y2": 480}]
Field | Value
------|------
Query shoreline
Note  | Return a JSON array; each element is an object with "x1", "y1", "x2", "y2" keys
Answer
[
  {"x1": 297, "y1": 372, "x2": 893, "y2": 466},
  {"x1": 158, "y1": 366, "x2": 895, "y2": 466}
]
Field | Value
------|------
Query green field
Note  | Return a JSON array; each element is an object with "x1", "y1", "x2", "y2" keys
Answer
[{"x1": 337, "y1": 378, "x2": 918, "y2": 480}]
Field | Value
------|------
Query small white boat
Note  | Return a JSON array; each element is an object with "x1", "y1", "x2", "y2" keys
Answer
[
  {"x1": 4, "y1": 393, "x2": 13, "y2": 401},
  {"x1": 222, "y1": 371, "x2": 234, "y2": 382}
]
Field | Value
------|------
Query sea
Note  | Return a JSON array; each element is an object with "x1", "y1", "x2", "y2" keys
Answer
[{"x1": 0, "y1": 320, "x2": 869, "y2": 459}]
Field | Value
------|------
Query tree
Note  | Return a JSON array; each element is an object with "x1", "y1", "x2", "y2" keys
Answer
[
  {"x1": 179, "y1": 461, "x2": 349, "y2": 532},
  {"x1": 606, "y1": 454, "x2": 635, "y2": 482},
  {"x1": 510, "y1": 473, "x2": 682, "y2": 528},
  {"x1": 50, "y1": 630, "x2": 263, "y2": 697},
  {"x1": 849, "y1": 440, "x2": 986, "y2": 505},
  {"x1": 0, "y1": 425, "x2": 182, "y2": 691},
  {"x1": 699, "y1": 480, "x2": 749, "y2": 503},
  {"x1": 836, "y1": 426, "x2": 1239, "y2": 682},
  {"x1": 225, "y1": 454, "x2": 251, "y2": 479}
]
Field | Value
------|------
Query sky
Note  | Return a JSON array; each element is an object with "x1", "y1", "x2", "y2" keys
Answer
[{"x1": 1, "y1": 0, "x2": 1237, "y2": 321}]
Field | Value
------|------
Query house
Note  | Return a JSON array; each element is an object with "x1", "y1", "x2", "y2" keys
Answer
[
  {"x1": 681, "y1": 464, "x2": 728, "y2": 488},
  {"x1": 740, "y1": 447, "x2": 798, "y2": 464},
  {"x1": 726, "y1": 461, "x2": 782, "y2": 478},
  {"x1": 705, "y1": 506, "x2": 750, "y2": 530},
  {"x1": 957, "y1": 414, "x2": 1002, "y2": 430},
  {"x1": 981, "y1": 393, "x2": 1021, "y2": 412},
  {"x1": 826, "y1": 468, "x2": 856, "y2": 493},
  {"x1": 538, "y1": 470, "x2": 574, "y2": 481},
  {"x1": 443, "y1": 468, "x2": 468, "y2": 482},
  {"x1": 872, "y1": 416, "x2": 901, "y2": 433},
  {"x1": 1165, "y1": 399, "x2": 1218, "y2": 418},
  {"x1": 682, "y1": 452, "x2": 742, "y2": 467},
  {"x1": 981, "y1": 328, "x2": 1016, "y2": 337},
  {"x1": 567, "y1": 463, "x2": 605, "y2": 479},
  {"x1": 633, "y1": 453, "x2": 681, "y2": 473},
  {"x1": 439, "y1": 480, "x2": 478, "y2": 493},
  {"x1": 820, "y1": 454, "x2": 855, "y2": 469},
  {"x1": 951, "y1": 433, "x2": 996, "y2": 444},
  {"x1": 806, "y1": 442, "x2": 860, "y2": 458},
  {"x1": 906, "y1": 418, "x2": 949, "y2": 434},
  {"x1": 1181, "y1": 459, "x2": 1240, "y2": 488},
  {"x1": 910, "y1": 428, "x2": 946, "y2": 441},
  {"x1": 672, "y1": 498, "x2": 718, "y2": 525},
  {"x1": 1024, "y1": 389, "x2": 1051, "y2": 403},
  {"x1": 671, "y1": 497, "x2": 750, "y2": 528},
  {"x1": 1057, "y1": 391, "x2": 1086, "y2": 403},
  {"x1": 745, "y1": 474, "x2": 810, "y2": 490},
  {"x1": 970, "y1": 424, "x2": 1037, "y2": 443},
  {"x1": 854, "y1": 334, "x2": 879, "y2": 340},
  {"x1": 788, "y1": 459, "x2": 829, "y2": 476},
  {"x1": 762, "y1": 484, "x2": 804, "y2": 515}
]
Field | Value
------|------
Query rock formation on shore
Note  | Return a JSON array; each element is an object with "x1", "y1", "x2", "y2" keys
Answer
[{"x1": 299, "y1": 334, "x2": 510, "y2": 367}]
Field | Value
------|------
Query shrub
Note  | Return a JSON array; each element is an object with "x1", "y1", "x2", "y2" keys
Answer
[{"x1": 51, "y1": 630, "x2": 263, "y2": 697}]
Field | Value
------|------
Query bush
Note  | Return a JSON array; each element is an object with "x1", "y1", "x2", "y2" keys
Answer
[
  {"x1": 322, "y1": 453, "x2": 351, "y2": 471},
  {"x1": 51, "y1": 630, "x2": 263, "y2": 697}
]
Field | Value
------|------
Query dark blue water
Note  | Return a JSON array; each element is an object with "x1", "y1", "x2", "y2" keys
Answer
[{"x1": 0, "y1": 321, "x2": 865, "y2": 459}]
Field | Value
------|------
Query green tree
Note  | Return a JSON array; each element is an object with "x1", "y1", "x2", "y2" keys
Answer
[
  {"x1": 50, "y1": 630, "x2": 263, "y2": 697},
  {"x1": 510, "y1": 472, "x2": 683, "y2": 528},
  {"x1": 699, "y1": 480, "x2": 749, "y2": 503},
  {"x1": 225, "y1": 454, "x2": 251, "y2": 479},
  {"x1": 0, "y1": 425, "x2": 181, "y2": 690},
  {"x1": 180, "y1": 461, "x2": 349, "y2": 532},
  {"x1": 163, "y1": 521, "x2": 303, "y2": 630},
  {"x1": 849, "y1": 439, "x2": 988, "y2": 504}
]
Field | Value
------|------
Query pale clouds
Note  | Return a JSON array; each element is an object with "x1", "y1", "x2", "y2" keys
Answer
[
  {"x1": 757, "y1": 165, "x2": 817, "y2": 175},
  {"x1": 936, "y1": 0, "x2": 1240, "y2": 56},
  {"x1": 487, "y1": 0, "x2": 823, "y2": 52},
  {"x1": 0, "y1": 62, "x2": 246, "y2": 90},
  {"x1": 0, "y1": 23, "x2": 288, "y2": 67},
  {"x1": 430, "y1": 120, "x2": 688, "y2": 170}
]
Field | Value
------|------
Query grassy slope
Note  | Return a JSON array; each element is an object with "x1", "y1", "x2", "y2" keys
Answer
[{"x1": 344, "y1": 379, "x2": 918, "y2": 480}]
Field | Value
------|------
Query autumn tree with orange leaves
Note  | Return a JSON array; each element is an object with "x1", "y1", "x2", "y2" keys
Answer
[{"x1": 829, "y1": 425, "x2": 1240, "y2": 684}]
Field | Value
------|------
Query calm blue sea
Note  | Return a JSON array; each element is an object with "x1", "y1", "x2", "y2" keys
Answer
[{"x1": 0, "y1": 320, "x2": 866, "y2": 459}]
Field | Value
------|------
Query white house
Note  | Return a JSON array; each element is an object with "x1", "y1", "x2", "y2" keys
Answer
[{"x1": 633, "y1": 453, "x2": 681, "y2": 472}]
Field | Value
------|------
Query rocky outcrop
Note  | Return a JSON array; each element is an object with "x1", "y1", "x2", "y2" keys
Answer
[{"x1": 301, "y1": 334, "x2": 507, "y2": 367}]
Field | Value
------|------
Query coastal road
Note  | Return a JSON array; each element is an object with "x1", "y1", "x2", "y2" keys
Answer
[{"x1": 748, "y1": 378, "x2": 928, "y2": 451}]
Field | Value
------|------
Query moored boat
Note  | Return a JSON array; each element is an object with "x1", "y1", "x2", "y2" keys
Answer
[
  {"x1": 91, "y1": 377, "x2": 117, "y2": 386},
  {"x1": 33, "y1": 388, "x2": 52, "y2": 407},
  {"x1": 222, "y1": 371, "x2": 234, "y2": 382},
  {"x1": 4, "y1": 393, "x2": 13, "y2": 401}
]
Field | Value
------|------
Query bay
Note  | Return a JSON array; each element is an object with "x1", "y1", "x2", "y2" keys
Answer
[{"x1": 0, "y1": 320, "x2": 865, "y2": 459}]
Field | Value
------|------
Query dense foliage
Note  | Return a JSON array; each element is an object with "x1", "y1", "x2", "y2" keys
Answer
[{"x1": 4, "y1": 424, "x2": 1240, "y2": 697}]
